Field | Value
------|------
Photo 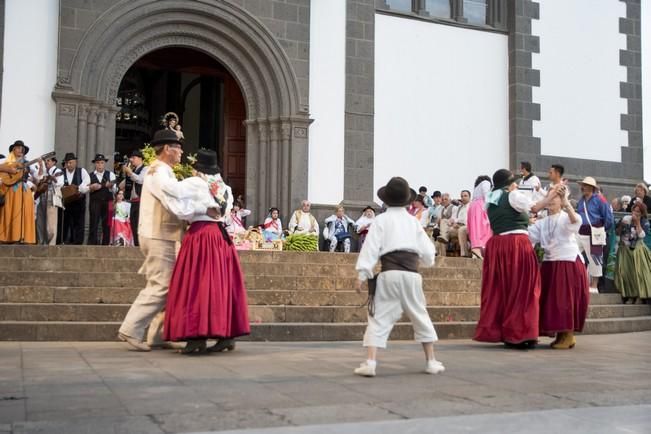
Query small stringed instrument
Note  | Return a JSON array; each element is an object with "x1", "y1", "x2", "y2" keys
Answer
[
  {"x1": 34, "y1": 172, "x2": 64, "y2": 200},
  {"x1": 0, "y1": 151, "x2": 56, "y2": 186}
]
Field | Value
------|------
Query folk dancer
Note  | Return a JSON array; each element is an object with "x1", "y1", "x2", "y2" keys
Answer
[
  {"x1": 355, "y1": 206, "x2": 375, "y2": 248},
  {"x1": 474, "y1": 169, "x2": 558, "y2": 349},
  {"x1": 0, "y1": 140, "x2": 39, "y2": 244},
  {"x1": 88, "y1": 154, "x2": 117, "y2": 245},
  {"x1": 35, "y1": 156, "x2": 63, "y2": 245},
  {"x1": 262, "y1": 207, "x2": 283, "y2": 241},
  {"x1": 467, "y1": 176, "x2": 493, "y2": 259},
  {"x1": 354, "y1": 177, "x2": 444, "y2": 377},
  {"x1": 118, "y1": 129, "x2": 221, "y2": 351},
  {"x1": 61, "y1": 153, "x2": 90, "y2": 245},
  {"x1": 324, "y1": 205, "x2": 356, "y2": 252},
  {"x1": 528, "y1": 189, "x2": 589, "y2": 349},
  {"x1": 576, "y1": 176, "x2": 614, "y2": 294},
  {"x1": 288, "y1": 200, "x2": 319, "y2": 235},
  {"x1": 121, "y1": 149, "x2": 147, "y2": 246},
  {"x1": 164, "y1": 149, "x2": 250, "y2": 353}
]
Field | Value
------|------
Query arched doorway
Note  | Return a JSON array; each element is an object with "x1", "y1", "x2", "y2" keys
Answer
[
  {"x1": 115, "y1": 47, "x2": 247, "y2": 197},
  {"x1": 52, "y1": 1, "x2": 311, "y2": 221}
]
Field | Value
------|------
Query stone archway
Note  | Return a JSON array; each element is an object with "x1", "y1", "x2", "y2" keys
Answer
[{"x1": 52, "y1": 0, "x2": 311, "y2": 221}]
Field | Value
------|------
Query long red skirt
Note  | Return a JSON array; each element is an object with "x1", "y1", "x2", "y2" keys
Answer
[
  {"x1": 539, "y1": 258, "x2": 589, "y2": 335},
  {"x1": 474, "y1": 234, "x2": 541, "y2": 344},
  {"x1": 164, "y1": 221, "x2": 250, "y2": 341}
]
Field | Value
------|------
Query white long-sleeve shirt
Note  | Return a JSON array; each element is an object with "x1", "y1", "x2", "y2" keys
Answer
[
  {"x1": 288, "y1": 210, "x2": 319, "y2": 234},
  {"x1": 356, "y1": 207, "x2": 436, "y2": 281},
  {"x1": 64, "y1": 167, "x2": 91, "y2": 194},
  {"x1": 528, "y1": 211, "x2": 582, "y2": 261}
]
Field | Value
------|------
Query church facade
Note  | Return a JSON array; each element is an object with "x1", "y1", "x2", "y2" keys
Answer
[{"x1": 0, "y1": 0, "x2": 648, "y2": 221}]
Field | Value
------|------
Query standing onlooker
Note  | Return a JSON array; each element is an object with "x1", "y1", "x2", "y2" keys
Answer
[
  {"x1": 611, "y1": 197, "x2": 623, "y2": 212},
  {"x1": 121, "y1": 149, "x2": 147, "y2": 246},
  {"x1": 519, "y1": 161, "x2": 542, "y2": 192},
  {"x1": 87, "y1": 154, "x2": 117, "y2": 245},
  {"x1": 61, "y1": 153, "x2": 90, "y2": 245},
  {"x1": 418, "y1": 186, "x2": 433, "y2": 208},
  {"x1": 0, "y1": 140, "x2": 38, "y2": 244},
  {"x1": 621, "y1": 195, "x2": 632, "y2": 210},
  {"x1": 35, "y1": 156, "x2": 63, "y2": 245},
  {"x1": 615, "y1": 202, "x2": 651, "y2": 304},
  {"x1": 625, "y1": 183, "x2": 651, "y2": 213},
  {"x1": 576, "y1": 177, "x2": 614, "y2": 294},
  {"x1": 474, "y1": 169, "x2": 558, "y2": 348},
  {"x1": 528, "y1": 190, "x2": 589, "y2": 349},
  {"x1": 354, "y1": 177, "x2": 444, "y2": 377},
  {"x1": 428, "y1": 191, "x2": 443, "y2": 239},
  {"x1": 467, "y1": 176, "x2": 493, "y2": 259}
]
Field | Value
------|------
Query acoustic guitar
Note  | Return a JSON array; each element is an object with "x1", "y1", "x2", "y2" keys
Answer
[
  {"x1": 0, "y1": 151, "x2": 56, "y2": 186},
  {"x1": 34, "y1": 172, "x2": 64, "y2": 200}
]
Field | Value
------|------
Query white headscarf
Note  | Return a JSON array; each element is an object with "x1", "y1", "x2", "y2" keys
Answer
[{"x1": 472, "y1": 180, "x2": 492, "y2": 202}]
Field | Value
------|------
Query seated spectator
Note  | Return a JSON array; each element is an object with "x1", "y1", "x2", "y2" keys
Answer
[
  {"x1": 611, "y1": 197, "x2": 622, "y2": 212},
  {"x1": 410, "y1": 196, "x2": 429, "y2": 228},
  {"x1": 621, "y1": 195, "x2": 632, "y2": 210},
  {"x1": 418, "y1": 186, "x2": 433, "y2": 208},
  {"x1": 355, "y1": 206, "x2": 375, "y2": 248},
  {"x1": 262, "y1": 207, "x2": 283, "y2": 241},
  {"x1": 428, "y1": 191, "x2": 443, "y2": 238},
  {"x1": 615, "y1": 202, "x2": 651, "y2": 304},
  {"x1": 288, "y1": 200, "x2": 319, "y2": 235},
  {"x1": 437, "y1": 190, "x2": 471, "y2": 257},
  {"x1": 324, "y1": 205, "x2": 356, "y2": 252},
  {"x1": 225, "y1": 201, "x2": 251, "y2": 236},
  {"x1": 625, "y1": 183, "x2": 651, "y2": 213}
]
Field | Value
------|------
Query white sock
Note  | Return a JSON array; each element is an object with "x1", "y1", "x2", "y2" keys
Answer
[{"x1": 366, "y1": 359, "x2": 377, "y2": 367}]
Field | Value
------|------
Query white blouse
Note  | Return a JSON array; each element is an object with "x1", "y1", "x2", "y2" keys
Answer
[
  {"x1": 528, "y1": 211, "x2": 582, "y2": 261},
  {"x1": 356, "y1": 207, "x2": 435, "y2": 281}
]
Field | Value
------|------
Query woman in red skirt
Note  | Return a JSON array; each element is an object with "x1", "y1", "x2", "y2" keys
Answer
[
  {"x1": 528, "y1": 191, "x2": 589, "y2": 349},
  {"x1": 164, "y1": 149, "x2": 250, "y2": 353},
  {"x1": 474, "y1": 169, "x2": 559, "y2": 349}
]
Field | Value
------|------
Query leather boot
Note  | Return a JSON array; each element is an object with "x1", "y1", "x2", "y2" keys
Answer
[{"x1": 552, "y1": 331, "x2": 576, "y2": 349}]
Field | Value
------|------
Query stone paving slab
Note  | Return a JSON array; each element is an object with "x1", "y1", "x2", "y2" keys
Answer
[{"x1": 0, "y1": 332, "x2": 649, "y2": 433}]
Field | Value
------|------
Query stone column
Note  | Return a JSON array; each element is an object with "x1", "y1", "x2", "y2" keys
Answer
[
  {"x1": 96, "y1": 109, "x2": 107, "y2": 157},
  {"x1": 76, "y1": 104, "x2": 89, "y2": 165},
  {"x1": 280, "y1": 120, "x2": 291, "y2": 214},
  {"x1": 257, "y1": 121, "x2": 269, "y2": 219},
  {"x1": 268, "y1": 121, "x2": 280, "y2": 212},
  {"x1": 244, "y1": 119, "x2": 260, "y2": 221},
  {"x1": 86, "y1": 107, "x2": 98, "y2": 169}
]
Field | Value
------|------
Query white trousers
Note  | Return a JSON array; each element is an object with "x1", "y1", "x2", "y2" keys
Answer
[
  {"x1": 578, "y1": 234, "x2": 603, "y2": 278},
  {"x1": 363, "y1": 270, "x2": 438, "y2": 348},
  {"x1": 118, "y1": 236, "x2": 179, "y2": 342}
]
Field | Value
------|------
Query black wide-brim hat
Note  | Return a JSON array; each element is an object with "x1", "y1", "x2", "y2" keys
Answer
[
  {"x1": 492, "y1": 169, "x2": 521, "y2": 191},
  {"x1": 91, "y1": 153, "x2": 109, "y2": 163},
  {"x1": 150, "y1": 129, "x2": 183, "y2": 146},
  {"x1": 130, "y1": 149, "x2": 144, "y2": 158},
  {"x1": 194, "y1": 148, "x2": 221, "y2": 175},
  {"x1": 9, "y1": 140, "x2": 29, "y2": 155},
  {"x1": 0, "y1": 154, "x2": 5, "y2": 159},
  {"x1": 64, "y1": 152, "x2": 78, "y2": 162},
  {"x1": 377, "y1": 177, "x2": 417, "y2": 207}
]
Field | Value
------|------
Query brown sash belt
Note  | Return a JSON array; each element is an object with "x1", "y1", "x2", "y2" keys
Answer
[{"x1": 365, "y1": 250, "x2": 420, "y2": 317}]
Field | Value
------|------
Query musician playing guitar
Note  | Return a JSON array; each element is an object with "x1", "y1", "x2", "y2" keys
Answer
[
  {"x1": 0, "y1": 140, "x2": 40, "y2": 244},
  {"x1": 62, "y1": 152, "x2": 90, "y2": 245},
  {"x1": 35, "y1": 156, "x2": 64, "y2": 245},
  {"x1": 88, "y1": 153, "x2": 117, "y2": 245}
]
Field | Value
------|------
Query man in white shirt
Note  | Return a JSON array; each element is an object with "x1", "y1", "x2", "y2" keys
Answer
[
  {"x1": 118, "y1": 129, "x2": 221, "y2": 351},
  {"x1": 437, "y1": 190, "x2": 471, "y2": 257},
  {"x1": 35, "y1": 156, "x2": 64, "y2": 245},
  {"x1": 288, "y1": 200, "x2": 319, "y2": 236},
  {"x1": 61, "y1": 152, "x2": 91, "y2": 245},
  {"x1": 120, "y1": 149, "x2": 147, "y2": 246},
  {"x1": 519, "y1": 161, "x2": 542, "y2": 199},
  {"x1": 88, "y1": 153, "x2": 117, "y2": 245},
  {"x1": 354, "y1": 177, "x2": 444, "y2": 377}
]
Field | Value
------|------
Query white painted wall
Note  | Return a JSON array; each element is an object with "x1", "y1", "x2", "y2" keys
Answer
[
  {"x1": 643, "y1": 0, "x2": 651, "y2": 183},
  {"x1": 532, "y1": 0, "x2": 627, "y2": 163},
  {"x1": 374, "y1": 14, "x2": 509, "y2": 200},
  {"x1": 308, "y1": 0, "x2": 346, "y2": 204},
  {"x1": 0, "y1": 0, "x2": 58, "y2": 159}
]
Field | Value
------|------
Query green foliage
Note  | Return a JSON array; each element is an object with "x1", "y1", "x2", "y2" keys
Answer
[
  {"x1": 141, "y1": 144, "x2": 196, "y2": 180},
  {"x1": 284, "y1": 234, "x2": 319, "y2": 251}
]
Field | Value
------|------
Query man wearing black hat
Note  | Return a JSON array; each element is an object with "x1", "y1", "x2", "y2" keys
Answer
[
  {"x1": 120, "y1": 149, "x2": 147, "y2": 246},
  {"x1": 88, "y1": 153, "x2": 117, "y2": 245},
  {"x1": 61, "y1": 152, "x2": 91, "y2": 245},
  {"x1": 35, "y1": 155, "x2": 64, "y2": 245},
  {"x1": 119, "y1": 129, "x2": 221, "y2": 351},
  {"x1": 353, "y1": 177, "x2": 445, "y2": 377}
]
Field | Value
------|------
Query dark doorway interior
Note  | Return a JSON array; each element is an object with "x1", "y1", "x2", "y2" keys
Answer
[{"x1": 114, "y1": 47, "x2": 247, "y2": 197}]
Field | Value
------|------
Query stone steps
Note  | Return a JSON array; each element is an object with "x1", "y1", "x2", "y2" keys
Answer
[
  {"x1": 3, "y1": 316, "x2": 651, "y2": 342},
  {"x1": 0, "y1": 302, "x2": 648, "y2": 323}
]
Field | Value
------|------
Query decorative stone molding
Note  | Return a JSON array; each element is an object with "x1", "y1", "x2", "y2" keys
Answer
[{"x1": 54, "y1": 0, "x2": 310, "y2": 221}]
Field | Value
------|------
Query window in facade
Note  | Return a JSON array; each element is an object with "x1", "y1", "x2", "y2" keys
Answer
[
  {"x1": 386, "y1": 0, "x2": 413, "y2": 13},
  {"x1": 425, "y1": 0, "x2": 451, "y2": 18},
  {"x1": 463, "y1": 0, "x2": 487, "y2": 25}
]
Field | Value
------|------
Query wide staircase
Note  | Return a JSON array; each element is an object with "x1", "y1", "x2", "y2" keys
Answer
[{"x1": 0, "y1": 245, "x2": 650, "y2": 341}]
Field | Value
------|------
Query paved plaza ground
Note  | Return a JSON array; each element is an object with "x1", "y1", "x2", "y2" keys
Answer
[{"x1": 0, "y1": 332, "x2": 650, "y2": 434}]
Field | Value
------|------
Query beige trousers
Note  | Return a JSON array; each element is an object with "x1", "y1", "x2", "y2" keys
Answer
[
  {"x1": 438, "y1": 220, "x2": 469, "y2": 257},
  {"x1": 46, "y1": 205, "x2": 58, "y2": 245},
  {"x1": 118, "y1": 236, "x2": 178, "y2": 342},
  {"x1": 363, "y1": 271, "x2": 437, "y2": 348}
]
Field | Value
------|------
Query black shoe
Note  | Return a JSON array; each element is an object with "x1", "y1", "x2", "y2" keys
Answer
[{"x1": 207, "y1": 338, "x2": 236, "y2": 353}]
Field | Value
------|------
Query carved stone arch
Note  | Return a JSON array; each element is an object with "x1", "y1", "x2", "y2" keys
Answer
[{"x1": 53, "y1": 0, "x2": 311, "y2": 221}]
